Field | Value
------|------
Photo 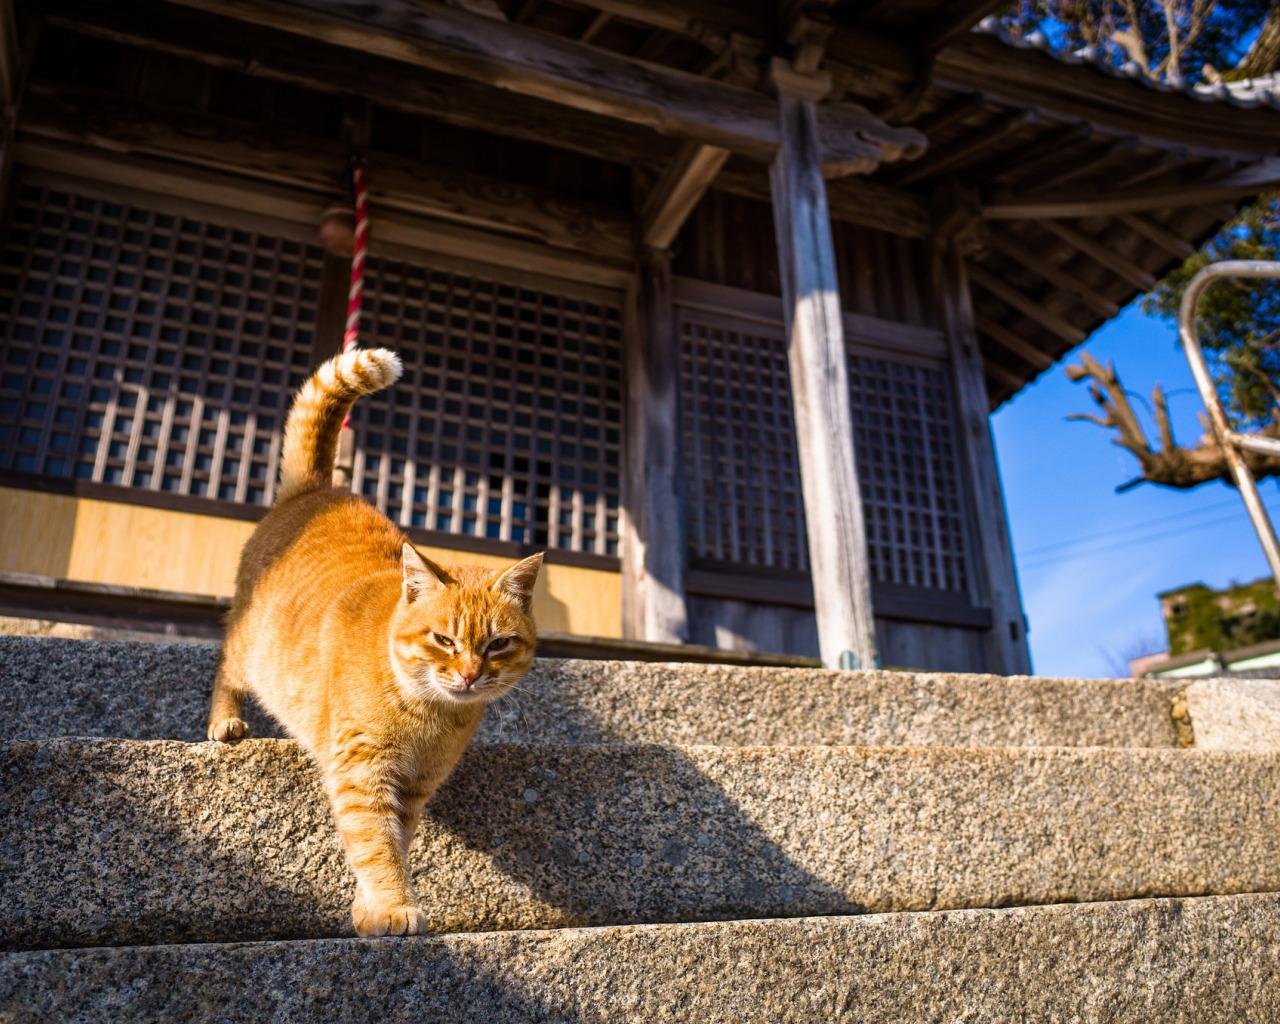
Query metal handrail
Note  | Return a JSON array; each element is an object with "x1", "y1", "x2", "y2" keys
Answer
[{"x1": 1178, "y1": 260, "x2": 1280, "y2": 584}]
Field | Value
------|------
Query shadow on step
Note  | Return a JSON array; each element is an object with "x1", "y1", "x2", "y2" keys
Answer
[
  {"x1": 3, "y1": 737, "x2": 856, "y2": 1022},
  {"x1": 434, "y1": 669, "x2": 858, "y2": 932},
  {"x1": 428, "y1": 742, "x2": 859, "y2": 931},
  {"x1": 0, "y1": 741, "x2": 578, "y2": 1022},
  {"x1": 1, "y1": 739, "x2": 856, "y2": 947}
]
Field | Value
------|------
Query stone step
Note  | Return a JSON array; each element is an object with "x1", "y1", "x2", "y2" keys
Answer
[
  {"x1": 2, "y1": 894, "x2": 1277, "y2": 1023},
  {"x1": 0, "y1": 634, "x2": 1189, "y2": 747},
  {"x1": 3, "y1": 738, "x2": 1277, "y2": 950}
]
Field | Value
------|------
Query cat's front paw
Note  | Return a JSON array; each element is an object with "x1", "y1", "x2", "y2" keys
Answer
[
  {"x1": 352, "y1": 900, "x2": 429, "y2": 937},
  {"x1": 207, "y1": 717, "x2": 250, "y2": 743}
]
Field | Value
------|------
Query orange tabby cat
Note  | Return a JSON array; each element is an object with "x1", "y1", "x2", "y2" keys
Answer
[{"x1": 207, "y1": 347, "x2": 543, "y2": 937}]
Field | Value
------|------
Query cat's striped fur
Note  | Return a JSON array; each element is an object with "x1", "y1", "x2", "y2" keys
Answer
[{"x1": 208, "y1": 347, "x2": 542, "y2": 937}]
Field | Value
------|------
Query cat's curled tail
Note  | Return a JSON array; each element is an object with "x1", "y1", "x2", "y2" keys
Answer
[{"x1": 277, "y1": 347, "x2": 402, "y2": 501}]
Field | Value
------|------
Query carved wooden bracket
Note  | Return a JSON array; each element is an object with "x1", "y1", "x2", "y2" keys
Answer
[{"x1": 767, "y1": 57, "x2": 925, "y2": 177}]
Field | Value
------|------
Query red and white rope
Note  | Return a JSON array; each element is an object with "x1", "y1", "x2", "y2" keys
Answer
[
  {"x1": 341, "y1": 160, "x2": 369, "y2": 429},
  {"x1": 344, "y1": 160, "x2": 369, "y2": 353}
]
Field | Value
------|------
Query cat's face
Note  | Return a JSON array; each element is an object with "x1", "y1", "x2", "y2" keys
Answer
[{"x1": 389, "y1": 544, "x2": 542, "y2": 706}]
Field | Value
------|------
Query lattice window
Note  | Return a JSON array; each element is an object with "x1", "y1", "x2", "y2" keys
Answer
[
  {"x1": 849, "y1": 355, "x2": 969, "y2": 593},
  {"x1": 350, "y1": 254, "x2": 624, "y2": 555},
  {"x1": 0, "y1": 181, "x2": 623, "y2": 558},
  {"x1": 0, "y1": 182, "x2": 320, "y2": 504},
  {"x1": 679, "y1": 314, "x2": 808, "y2": 570},
  {"x1": 679, "y1": 307, "x2": 970, "y2": 592}
]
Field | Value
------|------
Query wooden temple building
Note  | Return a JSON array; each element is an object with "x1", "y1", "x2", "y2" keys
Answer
[{"x1": 0, "y1": 0, "x2": 1278, "y2": 671}]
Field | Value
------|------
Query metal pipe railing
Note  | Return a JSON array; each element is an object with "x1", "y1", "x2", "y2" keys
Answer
[{"x1": 1177, "y1": 260, "x2": 1280, "y2": 584}]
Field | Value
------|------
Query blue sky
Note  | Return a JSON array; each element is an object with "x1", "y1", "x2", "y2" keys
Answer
[{"x1": 991, "y1": 302, "x2": 1280, "y2": 678}]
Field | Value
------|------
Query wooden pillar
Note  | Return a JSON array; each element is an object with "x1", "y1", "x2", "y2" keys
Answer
[
  {"x1": 621, "y1": 246, "x2": 689, "y2": 643},
  {"x1": 935, "y1": 242, "x2": 1032, "y2": 674},
  {"x1": 768, "y1": 62, "x2": 877, "y2": 670}
]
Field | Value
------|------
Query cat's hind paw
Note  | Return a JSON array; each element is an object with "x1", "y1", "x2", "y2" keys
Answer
[
  {"x1": 352, "y1": 901, "x2": 429, "y2": 938},
  {"x1": 207, "y1": 717, "x2": 250, "y2": 743}
]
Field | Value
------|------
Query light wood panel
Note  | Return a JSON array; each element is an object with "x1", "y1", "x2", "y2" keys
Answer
[{"x1": 0, "y1": 488, "x2": 622, "y2": 636}]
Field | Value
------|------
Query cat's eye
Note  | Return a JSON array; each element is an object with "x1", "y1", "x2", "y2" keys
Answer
[
  {"x1": 486, "y1": 636, "x2": 513, "y2": 654},
  {"x1": 431, "y1": 632, "x2": 455, "y2": 649}
]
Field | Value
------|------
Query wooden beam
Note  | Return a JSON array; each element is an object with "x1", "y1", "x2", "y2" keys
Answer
[
  {"x1": 0, "y1": 0, "x2": 15, "y2": 112},
  {"x1": 569, "y1": 0, "x2": 765, "y2": 39},
  {"x1": 984, "y1": 358, "x2": 1026, "y2": 394},
  {"x1": 894, "y1": 111, "x2": 1036, "y2": 187},
  {"x1": 968, "y1": 264, "x2": 1087, "y2": 346},
  {"x1": 161, "y1": 0, "x2": 924, "y2": 176},
  {"x1": 50, "y1": 4, "x2": 938, "y2": 240},
  {"x1": 989, "y1": 121, "x2": 1093, "y2": 188},
  {"x1": 588, "y1": 0, "x2": 1272, "y2": 160},
  {"x1": 935, "y1": 32, "x2": 1280, "y2": 157},
  {"x1": 640, "y1": 141, "x2": 730, "y2": 250},
  {"x1": 1022, "y1": 135, "x2": 1139, "y2": 194},
  {"x1": 512, "y1": 0, "x2": 541, "y2": 22},
  {"x1": 712, "y1": 158, "x2": 932, "y2": 238},
  {"x1": 20, "y1": 138, "x2": 634, "y2": 288},
  {"x1": 1109, "y1": 147, "x2": 1189, "y2": 189},
  {"x1": 1038, "y1": 220, "x2": 1157, "y2": 292},
  {"x1": 768, "y1": 61, "x2": 877, "y2": 671},
  {"x1": 578, "y1": 10, "x2": 611, "y2": 43},
  {"x1": 20, "y1": 84, "x2": 636, "y2": 266},
  {"x1": 1117, "y1": 213, "x2": 1196, "y2": 261},
  {"x1": 973, "y1": 315, "x2": 1054, "y2": 370},
  {"x1": 49, "y1": 2, "x2": 672, "y2": 168},
  {"x1": 919, "y1": 0, "x2": 1008, "y2": 52},
  {"x1": 986, "y1": 232, "x2": 1120, "y2": 319},
  {"x1": 911, "y1": 92, "x2": 987, "y2": 141},
  {"x1": 984, "y1": 159, "x2": 1280, "y2": 219},
  {"x1": 0, "y1": 0, "x2": 29, "y2": 207},
  {"x1": 935, "y1": 243, "x2": 1031, "y2": 673},
  {"x1": 621, "y1": 247, "x2": 689, "y2": 643}
]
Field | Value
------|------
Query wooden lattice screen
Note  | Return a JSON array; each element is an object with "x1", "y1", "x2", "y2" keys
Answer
[
  {"x1": 0, "y1": 182, "x2": 320, "y2": 504},
  {"x1": 679, "y1": 306, "x2": 970, "y2": 593},
  {"x1": 0, "y1": 180, "x2": 622, "y2": 556},
  {"x1": 349, "y1": 254, "x2": 623, "y2": 555}
]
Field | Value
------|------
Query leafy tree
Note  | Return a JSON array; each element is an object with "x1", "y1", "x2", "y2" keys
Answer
[
  {"x1": 1144, "y1": 203, "x2": 1280, "y2": 430},
  {"x1": 1000, "y1": 1, "x2": 1280, "y2": 489}
]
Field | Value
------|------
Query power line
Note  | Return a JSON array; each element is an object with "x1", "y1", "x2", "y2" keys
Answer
[
  {"x1": 1019, "y1": 503, "x2": 1280, "y2": 572},
  {"x1": 1015, "y1": 496, "x2": 1252, "y2": 559}
]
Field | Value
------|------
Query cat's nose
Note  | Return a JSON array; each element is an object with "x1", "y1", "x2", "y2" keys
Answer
[{"x1": 458, "y1": 668, "x2": 480, "y2": 688}]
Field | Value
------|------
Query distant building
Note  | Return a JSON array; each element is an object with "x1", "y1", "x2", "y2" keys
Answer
[{"x1": 1131, "y1": 578, "x2": 1280, "y2": 679}]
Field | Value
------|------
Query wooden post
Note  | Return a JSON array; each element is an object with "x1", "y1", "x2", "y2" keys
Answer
[
  {"x1": 935, "y1": 242, "x2": 1032, "y2": 674},
  {"x1": 621, "y1": 246, "x2": 689, "y2": 643},
  {"x1": 768, "y1": 60, "x2": 877, "y2": 670}
]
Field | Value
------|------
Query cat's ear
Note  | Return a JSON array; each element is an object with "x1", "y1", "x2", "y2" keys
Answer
[
  {"x1": 401, "y1": 543, "x2": 448, "y2": 603},
  {"x1": 490, "y1": 552, "x2": 544, "y2": 613}
]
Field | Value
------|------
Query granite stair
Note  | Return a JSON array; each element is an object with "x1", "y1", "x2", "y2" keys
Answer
[
  {"x1": 0, "y1": 634, "x2": 1189, "y2": 746},
  {"x1": 1, "y1": 635, "x2": 1277, "y2": 1022}
]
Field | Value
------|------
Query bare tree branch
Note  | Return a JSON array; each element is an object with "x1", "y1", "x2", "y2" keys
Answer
[
  {"x1": 1066, "y1": 352, "x2": 1280, "y2": 490},
  {"x1": 1113, "y1": 0, "x2": 1152, "y2": 75},
  {"x1": 1160, "y1": 0, "x2": 1182, "y2": 79}
]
